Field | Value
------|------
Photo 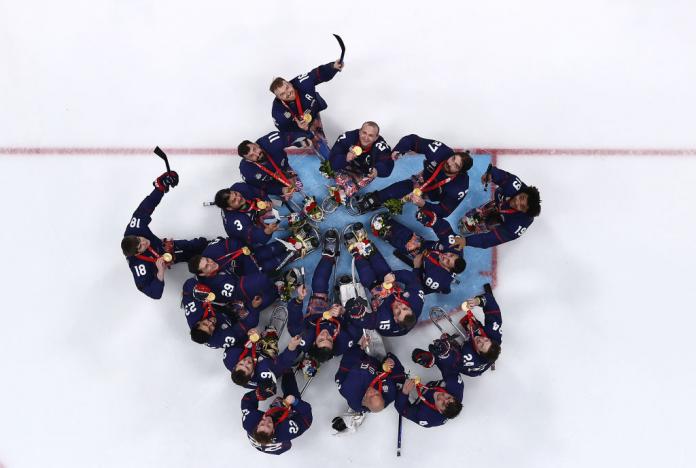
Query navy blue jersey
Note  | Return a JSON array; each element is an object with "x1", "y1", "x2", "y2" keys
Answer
[
  {"x1": 414, "y1": 245, "x2": 459, "y2": 295},
  {"x1": 439, "y1": 291, "x2": 502, "y2": 377},
  {"x1": 240, "y1": 131, "x2": 309, "y2": 196},
  {"x1": 394, "y1": 134, "x2": 470, "y2": 217},
  {"x1": 271, "y1": 63, "x2": 340, "y2": 132},
  {"x1": 241, "y1": 391, "x2": 313, "y2": 455},
  {"x1": 286, "y1": 298, "x2": 361, "y2": 357},
  {"x1": 334, "y1": 347, "x2": 406, "y2": 413},
  {"x1": 353, "y1": 270, "x2": 425, "y2": 336},
  {"x1": 224, "y1": 344, "x2": 300, "y2": 389},
  {"x1": 395, "y1": 374, "x2": 464, "y2": 428},
  {"x1": 466, "y1": 167, "x2": 536, "y2": 248},
  {"x1": 329, "y1": 129, "x2": 394, "y2": 178},
  {"x1": 124, "y1": 188, "x2": 207, "y2": 299},
  {"x1": 222, "y1": 182, "x2": 274, "y2": 246}
]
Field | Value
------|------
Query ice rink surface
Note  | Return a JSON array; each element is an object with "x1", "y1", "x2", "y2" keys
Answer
[{"x1": 2, "y1": 1, "x2": 696, "y2": 467}]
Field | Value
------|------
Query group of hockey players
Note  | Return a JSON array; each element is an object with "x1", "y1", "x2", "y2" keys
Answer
[{"x1": 120, "y1": 56, "x2": 541, "y2": 455}]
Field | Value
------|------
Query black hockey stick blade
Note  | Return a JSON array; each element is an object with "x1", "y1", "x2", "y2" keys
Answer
[
  {"x1": 333, "y1": 34, "x2": 345, "y2": 63},
  {"x1": 153, "y1": 146, "x2": 171, "y2": 173}
]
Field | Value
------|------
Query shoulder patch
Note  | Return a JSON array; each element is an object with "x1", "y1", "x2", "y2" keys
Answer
[
  {"x1": 255, "y1": 173, "x2": 262, "y2": 179},
  {"x1": 284, "y1": 111, "x2": 291, "y2": 118}
]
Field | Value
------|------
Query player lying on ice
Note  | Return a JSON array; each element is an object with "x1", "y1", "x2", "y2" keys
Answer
[
  {"x1": 343, "y1": 223, "x2": 425, "y2": 336},
  {"x1": 121, "y1": 171, "x2": 207, "y2": 299},
  {"x1": 237, "y1": 130, "x2": 312, "y2": 202},
  {"x1": 415, "y1": 283, "x2": 502, "y2": 377},
  {"x1": 270, "y1": 59, "x2": 345, "y2": 159},
  {"x1": 350, "y1": 134, "x2": 473, "y2": 222},
  {"x1": 286, "y1": 229, "x2": 364, "y2": 376},
  {"x1": 241, "y1": 371, "x2": 313, "y2": 455},
  {"x1": 370, "y1": 212, "x2": 465, "y2": 295},
  {"x1": 325, "y1": 121, "x2": 394, "y2": 197},
  {"x1": 449, "y1": 165, "x2": 541, "y2": 249}
]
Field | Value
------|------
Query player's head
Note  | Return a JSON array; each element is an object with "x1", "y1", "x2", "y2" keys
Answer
[
  {"x1": 474, "y1": 335, "x2": 501, "y2": 363},
  {"x1": 121, "y1": 235, "x2": 149, "y2": 256},
  {"x1": 214, "y1": 188, "x2": 245, "y2": 210},
  {"x1": 237, "y1": 141, "x2": 265, "y2": 162},
  {"x1": 231, "y1": 356, "x2": 255, "y2": 386},
  {"x1": 253, "y1": 415, "x2": 275, "y2": 444},
  {"x1": 359, "y1": 121, "x2": 380, "y2": 147},
  {"x1": 440, "y1": 252, "x2": 466, "y2": 274},
  {"x1": 190, "y1": 317, "x2": 216, "y2": 344},
  {"x1": 444, "y1": 151, "x2": 473, "y2": 176},
  {"x1": 435, "y1": 391, "x2": 462, "y2": 419},
  {"x1": 362, "y1": 386, "x2": 385, "y2": 412},
  {"x1": 391, "y1": 300, "x2": 416, "y2": 328},
  {"x1": 188, "y1": 255, "x2": 219, "y2": 277},
  {"x1": 269, "y1": 77, "x2": 294, "y2": 101},
  {"x1": 510, "y1": 186, "x2": 541, "y2": 217},
  {"x1": 308, "y1": 329, "x2": 335, "y2": 363}
]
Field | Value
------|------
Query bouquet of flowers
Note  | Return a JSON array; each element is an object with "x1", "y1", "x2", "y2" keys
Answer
[
  {"x1": 383, "y1": 198, "x2": 405, "y2": 215},
  {"x1": 319, "y1": 159, "x2": 336, "y2": 179},
  {"x1": 303, "y1": 195, "x2": 324, "y2": 221}
]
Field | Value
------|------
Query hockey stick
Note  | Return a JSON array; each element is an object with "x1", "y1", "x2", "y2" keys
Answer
[
  {"x1": 153, "y1": 146, "x2": 171, "y2": 173},
  {"x1": 397, "y1": 414, "x2": 403, "y2": 457},
  {"x1": 333, "y1": 34, "x2": 346, "y2": 64},
  {"x1": 483, "y1": 163, "x2": 493, "y2": 192}
]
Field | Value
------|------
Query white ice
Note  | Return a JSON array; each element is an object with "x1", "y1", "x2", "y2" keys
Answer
[{"x1": 1, "y1": 1, "x2": 696, "y2": 468}]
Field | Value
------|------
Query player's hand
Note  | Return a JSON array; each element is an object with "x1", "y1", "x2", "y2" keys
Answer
[
  {"x1": 409, "y1": 194, "x2": 426, "y2": 207},
  {"x1": 402, "y1": 378, "x2": 417, "y2": 395},
  {"x1": 391, "y1": 151, "x2": 401, "y2": 161},
  {"x1": 155, "y1": 256, "x2": 167, "y2": 280},
  {"x1": 382, "y1": 358, "x2": 395, "y2": 372},
  {"x1": 329, "y1": 304, "x2": 343, "y2": 317},
  {"x1": 405, "y1": 234, "x2": 422, "y2": 253},
  {"x1": 281, "y1": 185, "x2": 295, "y2": 201},
  {"x1": 368, "y1": 168, "x2": 378, "y2": 179},
  {"x1": 284, "y1": 395, "x2": 296, "y2": 406},
  {"x1": 154, "y1": 171, "x2": 179, "y2": 193},
  {"x1": 346, "y1": 150, "x2": 357, "y2": 162},
  {"x1": 412, "y1": 252, "x2": 424, "y2": 268},
  {"x1": 296, "y1": 118, "x2": 310, "y2": 131},
  {"x1": 295, "y1": 284, "x2": 307, "y2": 301},
  {"x1": 251, "y1": 295, "x2": 263, "y2": 308},
  {"x1": 466, "y1": 296, "x2": 481, "y2": 307},
  {"x1": 383, "y1": 273, "x2": 396, "y2": 285},
  {"x1": 288, "y1": 335, "x2": 302, "y2": 351},
  {"x1": 264, "y1": 222, "x2": 280, "y2": 235},
  {"x1": 247, "y1": 328, "x2": 260, "y2": 338},
  {"x1": 481, "y1": 172, "x2": 492, "y2": 185},
  {"x1": 359, "y1": 333, "x2": 370, "y2": 350},
  {"x1": 452, "y1": 236, "x2": 466, "y2": 250},
  {"x1": 333, "y1": 60, "x2": 344, "y2": 71}
]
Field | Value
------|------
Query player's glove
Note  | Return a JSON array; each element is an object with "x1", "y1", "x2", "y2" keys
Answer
[
  {"x1": 429, "y1": 336, "x2": 452, "y2": 358},
  {"x1": 301, "y1": 357, "x2": 318, "y2": 378},
  {"x1": 415, "y1": 208, "x2": 437, "y2": 228},
  {"x1": 411, "y1": 348, "x2": 435, "y2": 368},
  {"x1": 154, "y1": 171, "x2": 179, "y2": 193},
  {"x1": 256, "y1": 380, "x2": 277, "y2": 401}
]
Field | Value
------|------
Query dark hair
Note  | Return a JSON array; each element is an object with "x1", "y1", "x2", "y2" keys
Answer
[
  {"x1": 399, "y1": 313, "x2": 417, "y2": 329},
  {"x1": 188, "y1": 255, "x2": 203, "y2": 275},
  {"x1": 480, "y1": 341, "x2": 501, "y2": 363},
  {"x1": 522, "y1": 186, "x2": 541, "y2": 217},
  {"x1": 214, "y1": 189, "x2": 231, "y2": 209},
  {"x1": 442, "y1": 399, "x2": 462, "y2": 419},
  {"x1": 452, "y1": 257, "x2": 466, "y2": 274},
  {"x1": 190, "y1": 327, "x2": 211, "y2": 344},
  {"x1": 231, "y1": 368, "x2": 252, "y2": 386},
  {"x1": 121, "y1": 236, "x2": 140, "y2": 257},
  {"x1": 455, "y1": 151, "x2": 473, "y2": 173},
  {"x1": 237, "y1": 140, "x2": 254, "y2": 158},
  {"x1": 269, "y1": 77, "x2": 286, "y2": 93},
  {"x1": 253, "y1": 428, "x2": 273, "y2": 445},
  {"x1": 308, "y1": 344, "x2": 334, "y2": 363}
]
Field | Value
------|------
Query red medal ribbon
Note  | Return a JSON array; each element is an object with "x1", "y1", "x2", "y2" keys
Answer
[
  {"x1": 419, "y1": 161, "x2": 453, "y2": 193},
  {"x1": 368, "y1": 369, "x2": 391, "y2": 393},
  {"x1": 238, "y1": 339, "x2": 258, "y2": 364},
  {"x1": 315, "y1": 314, "x2": 341, "y2": 340},
  {"x1": 263, "y1": 405, "x2": 291, "y2": 426},
  {"x1": 135, "y1": 246, "x2": 161, "y2": 263},
  {"x1": 416, "y1": 383, "x2": 448, "y2": 412},
  {"x1": 254, "y1": 156, "x2": 292, "y2": 188},
  {"x1": 281, "y1": 90, "x2": 305, "y2": 121},
  {"x1": 425, "y1": 250, "x2": 444, "y2": 269}
]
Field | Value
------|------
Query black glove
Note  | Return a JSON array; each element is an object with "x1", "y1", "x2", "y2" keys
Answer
[
  {"x1": 256, "y1": 380, "x2": 277, "y2": 400},
  {"x1": 154, "y1": 171, "x2": 179, "y2": 193},
  {"x1": 411, "y1": 348, "x2": 434, "y2": 368}
]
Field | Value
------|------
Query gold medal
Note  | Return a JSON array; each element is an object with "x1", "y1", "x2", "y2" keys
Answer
[
  {"x1": 205, "y1": 292, "x2": 216, "y2": 302},
  {"x1": 461, "y1": 301, "x2": 469, "y2": 310},
  {"x1": 413, "y1": 188, "x2": 422, "y2": 197},
  {"x1": 256, "y1": 201, "x2": 267, "y2": 210},
  {"x1": 162, "y1": 253, "x2": 173, "y2": 262},
  {"x1": 382, "y1": 362, "x2": 392, "y2": 372},
  {"x1": 303, "y1": 113, "x2": 312, "y2": 124},
  {"x1": 383, "y1": 282, "x2": 393, "y2": 290},
  {"x1": 351, "y1": 146, "x2": 363, "y2": 156},
  {"x1": 241, "y1": 246, "x2": 251, "y2": 256},
  {"x1": 250, "y1": 333, "x2": 260, "y2": 343},
  {"x1": 413, "y1": 376, "x2": 421, "y2": 384},
  {"x1": 323, "y1": 311, "x2": 332, "y2": 320}
]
